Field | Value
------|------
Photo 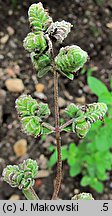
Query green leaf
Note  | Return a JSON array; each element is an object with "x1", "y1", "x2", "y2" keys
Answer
[
  {"x1": 21, "y1": 116, "x2": 41, "y2": 137},
  {"x1": 90, "y1": 178, "x2": 104, "y2": 193},
  {"x1": 80, "y1": 67, "x2": 86, "y2": 75},
  {"x1": 79, "y1": 102, "x2": 108, "y2": 124},
  {"x1": 28, "y1": 3, "x2": 52, "y2": 32},
  {"x1": 61, "y1": 146, "x2": 68, "y2": 161},
  {"x1": 70, "y1": 163, "x2": 81, "y2": 177},
  {"x1": 16, "y1": 95, "x2": 51, "y2": 137},
  {"x1": 62, "y1": 125, "x2": 73, "y2": 133},
  {"x1": 80, "y1": 176, "x2": 90, "y2": 186},
  {"x1": 37, "y1": 66, "x2": 51, "y2": 78},
  {"x1": 48, "y1": 151, "x2": 57, "y2": 168},
  {"x1": 41, "y1": 125, "x2": 53, "y2": 135},
  {"x1": 98, "y1": 92, "x2": 112, "y2": 105},
  {"x1": 15, "y1": 95, "x2": 38, "y2": 117},
  {"x1": 94, "y1": 122, "x2": 112, "y2": 151},
  {"x1": 65, "y1": 103, "x2": 80, "y2": 118},
  {"x1": 38, "y1": 102, "x2": 51, "y2": 118},
  {"x1": 47, "y1": 20, "x2": 72, "y2": 43},
  {"x1": 74, "y1": 118, "x2": 91, "y2": 138},
  {"x1": 64, "y1": 102, "x2": 107, "y2": 138},
  {"x1": 69, "y1": 143, "x2": 77, "y2": 155},
  {"x1": 23, "y1": 32, "x2": 47, "y2": 53},
  {"x1": 87, "y1": 166, "x2": 96, "y2": 177},
  {"x1": 55, "y1": 45, "x2": 88, "y2": 80},
  {"x1": 31, "y1": 52, "x2": 52, "y2": 78},
  {"x1": 60, "y1": 71, "x2": 74, "y2": 80},
  {"x1": 48, "y1": 145, "x2": 55, "y2": 152},
  {"x1": 96, "y1": 169, "x2": 107, "y2": 181},
  {"x1": 88, "y1": 76, "x2": 109, "y2": 97},
  {"x1": 3, "y1": 159, "x2": 38, "y2": 190},
  {"x1": 68, "y1": 156, "x2": 76, "y2": 166}
]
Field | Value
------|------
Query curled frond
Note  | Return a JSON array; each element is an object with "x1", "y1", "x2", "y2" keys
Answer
[
  {"x1": 65, "y1": 103, "x2": 82, "y2": 118},
  {"x1": 15, "y1": 95, "x2": 38, "y2": 117},
  {"x1": 16, "y1": 95, "x2": 50, "y2": 119},
  {"x1": 28, "y1": 2, "x2": 53, "y2": 32},
  {"x1": 73, "y1": 117, "x2": 91, "y2": 138},
  {"x1": 55, "y1": 45, "x2": 88, "y2": 80},
  {"x1": 2, "y1": 159, "x2": 38, "y2": 190},
  {"x1": 23, "y1": 32, "x2": 47, "y2": 53},
  {"x1": 21, "y1": 116, "x2": 41, "y2": 137},
  {"x1": 64, "y1": 102, "x2": 108, "y2": 138},
  {"x1": 80, "y1": 102, "x2": 108, "y2": 124},
  {"x1": 16, "y1": 95, "x2": 51, "y2": 137},
  {"x1": 47, "y1": 20, "x2": 72, "y2": 43}
]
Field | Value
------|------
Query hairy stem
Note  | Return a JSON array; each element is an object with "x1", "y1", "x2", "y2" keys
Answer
[
  {"x1": 22, "y1": 186, "x2": 39, "y2": 200},
  {"x1": 41, "y1": 122, "x2": 55, "y2": 132},
  {"x1": 52, "y1": 50, "x2": 62, "y2": 200}
]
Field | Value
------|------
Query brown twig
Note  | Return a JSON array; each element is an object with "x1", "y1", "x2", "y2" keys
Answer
[
  {"x1": 51, "y1": 49, "x2": 62, "y2": 200},
  {"x1": 41, "y1": 122, "x2": 55, "y2": 132}
]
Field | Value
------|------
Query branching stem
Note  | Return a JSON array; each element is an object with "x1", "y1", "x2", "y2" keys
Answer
[{"x1": 59, "y1": 119, "x2": 74, "y2": 131}]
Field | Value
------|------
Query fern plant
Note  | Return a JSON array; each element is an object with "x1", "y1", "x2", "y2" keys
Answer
[{"x1": 2, "y1": 2, "x2": 108, "y2": 200}]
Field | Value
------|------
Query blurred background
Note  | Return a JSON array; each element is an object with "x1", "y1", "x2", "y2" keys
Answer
[{"x1": 0, "y1": 0, "x2": 112, "y2": 200}]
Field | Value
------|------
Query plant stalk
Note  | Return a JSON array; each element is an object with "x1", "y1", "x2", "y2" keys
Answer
[
  {"x1": 52, "y1": 50, "x2": 62, "y2": 200},
  {"x1": 41, "y1": 122, "x2": 55, "y2": 132},
  {"x1": 22, "y1": 186, "x2": 39, "y2": 200},
  {"x1": 60, "y1": 119, "x2": 74, "y2": 131}
]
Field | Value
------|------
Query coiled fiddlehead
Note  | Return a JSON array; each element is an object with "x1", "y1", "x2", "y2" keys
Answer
[
  {"x1": 21, "y1": 116, "x2": 41, "y2": 137},
  {"x1": 15, "y1": 95, "x2": 38, "y2": 116},
  {"x1": 23, "y1": 32, "x2": 47, "y2": 53},
  {"x1": 2, "y1": 159, "x2": 38, "y2": 190},
  {"x1": 55, "y1": 45, "x2": 88, "y2": 80},
  {"x1": 47, "y1": 20, "x2": 72, "y2": 43},
  {"x1": 28, "y1": 3, "x2": 53, "y2": 32},
  {"x1": 16, "y1": 95, "x2": 51, "y2": 137},
  {"x1": 73, "y1": 117, "x2": 91, "y2": 138},
  {"x1": 64, "y1": 102, "x2": 108, "y2": 138},
  {"x1": 65, "y1": 103, "x2": 82, "y2": 118},
  {"x1": 80, "y1": 103, "x2": 108, "y2": 124}
]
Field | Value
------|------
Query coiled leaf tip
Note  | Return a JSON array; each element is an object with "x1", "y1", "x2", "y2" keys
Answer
[
  {"x1": 55, "y1": 45, "x2": 88, "y2": 80},
  {"x1": 64, "y1": 102, "x2": 108, "y2": 138},
  {"x1": 16, "y1": 95, "x2": 51, "y2": 137},
  {"x1": 23, "y1": 32, "x2": 47, "y2": 53},
  {"x1": 47, "y1": 20, "x2": 72, "y2": 43},
  {"x1": 28, "y1": 2, "x2": 53, "y2": 32},
  {"x1": 2, "y1": 159, "x2": 38, "y2": 190}
]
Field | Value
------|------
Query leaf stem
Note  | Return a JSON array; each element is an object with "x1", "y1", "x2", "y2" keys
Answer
[
  {"x1": 41, "y1": 122, "x2": 55, "y2": 131},
  {"x1": 60, "y1": 119, "x2": 74, "y2": 131},
  {"x1": 22, "y1": 186, "x2": 39, "y2": 200},
  {"x1": 52, "y1": 49, "x2": 62, "y2": 200}
]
